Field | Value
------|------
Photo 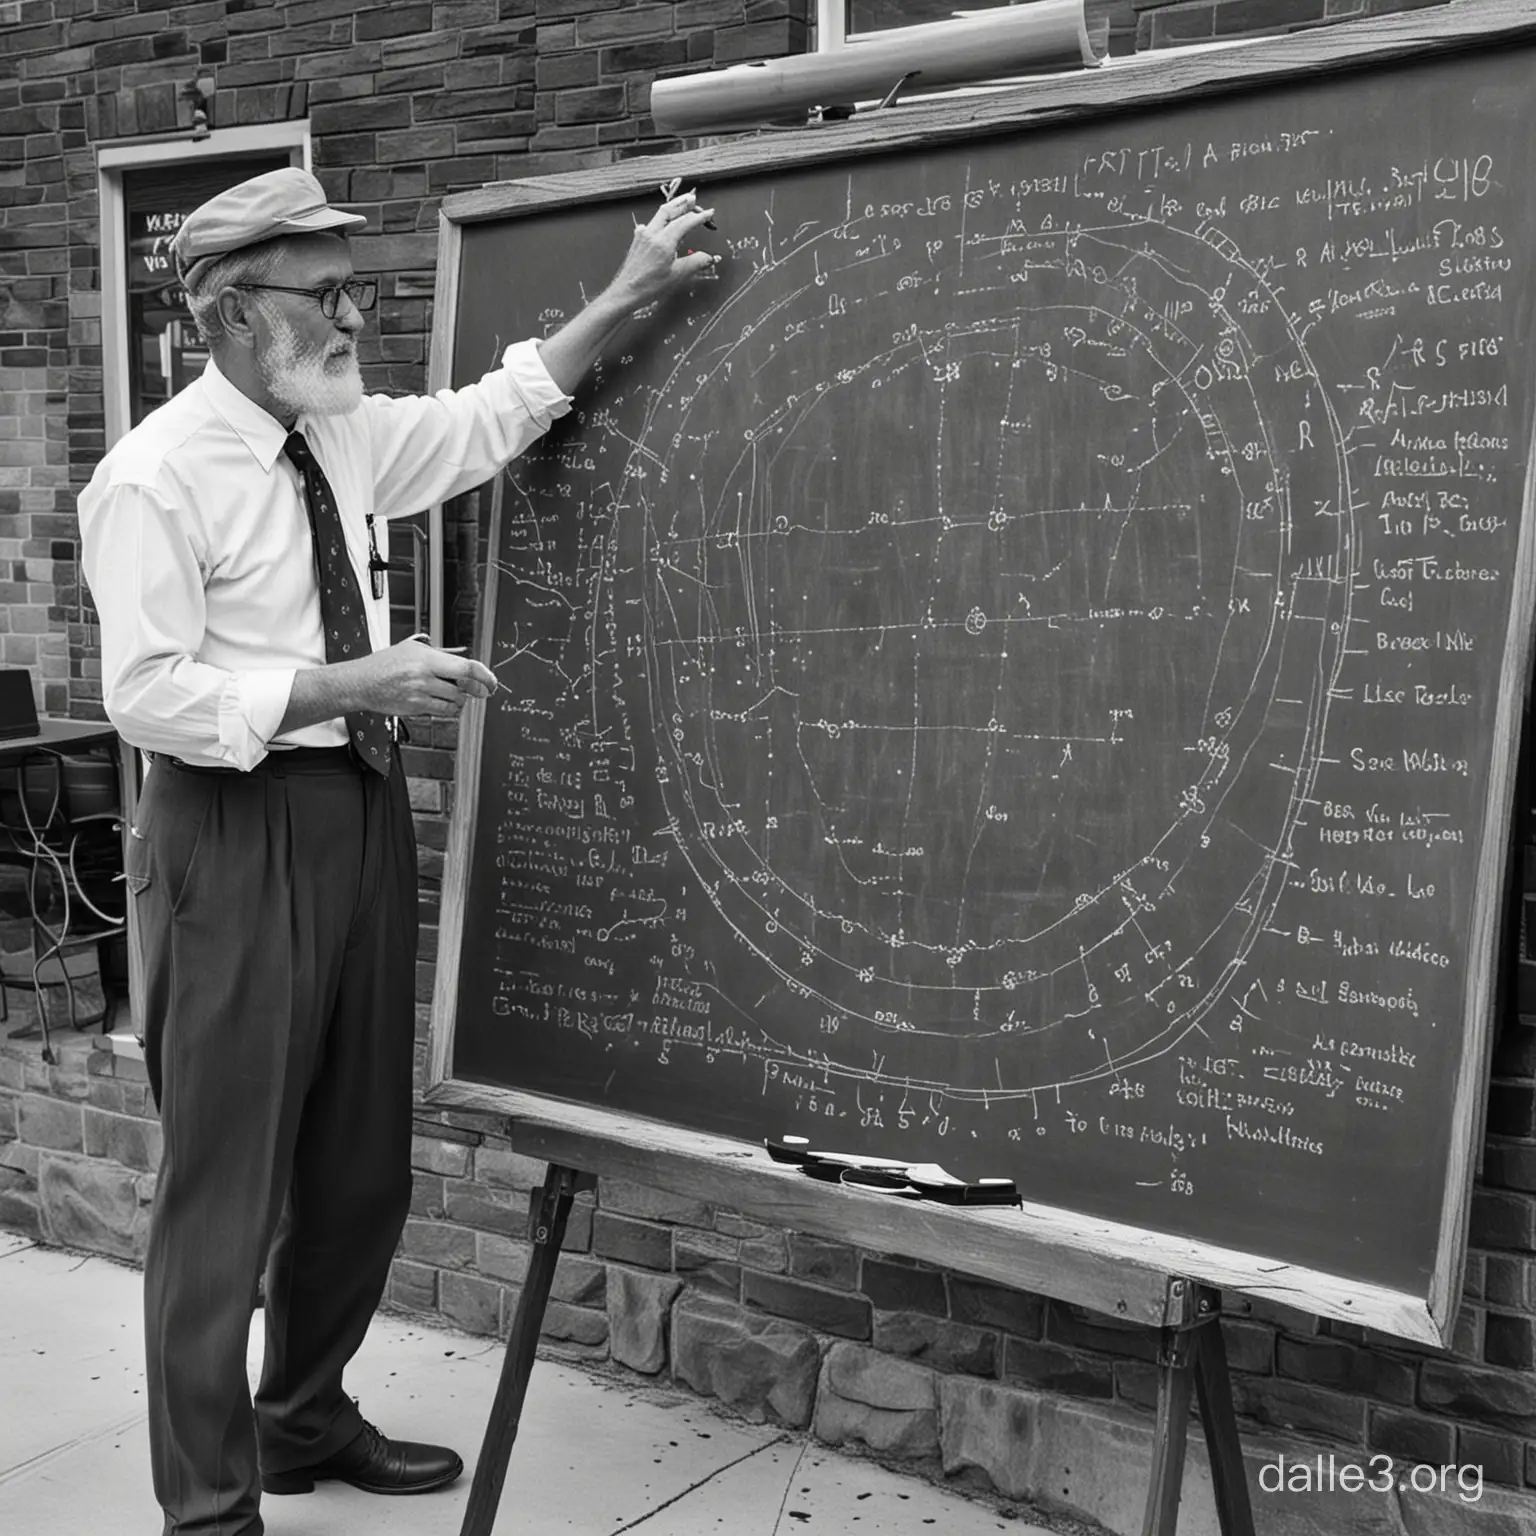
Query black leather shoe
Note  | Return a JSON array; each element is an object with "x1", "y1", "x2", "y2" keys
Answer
[{"x1": 262, "y1": 1420, "x2": 464, "y2": 1496}]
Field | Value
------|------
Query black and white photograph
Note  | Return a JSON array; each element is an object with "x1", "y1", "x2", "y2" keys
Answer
[{"x1": 3, "y1": 1, "x2": 1536, "y2": 1532}]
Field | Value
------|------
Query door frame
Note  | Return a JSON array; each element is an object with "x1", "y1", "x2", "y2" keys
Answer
[{"x1": 97, "y1": 121, "x2": 312, "y2": 450}]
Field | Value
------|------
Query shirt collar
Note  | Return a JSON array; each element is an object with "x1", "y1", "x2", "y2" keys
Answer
[{"x1": 199, "y1": 355, "x2": 292, "y2": 474}]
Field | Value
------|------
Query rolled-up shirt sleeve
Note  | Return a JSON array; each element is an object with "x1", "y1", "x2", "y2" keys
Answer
[
  {"x1": 365, "y1": 339, "x2": 573, "y2": 520},
  {"x1": 79, "y1": 481, "x2": 293, "y2": 770}
]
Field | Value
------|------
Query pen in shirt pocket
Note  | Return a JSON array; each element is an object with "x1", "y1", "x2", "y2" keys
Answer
[{"x1": 366, "y1": 514, "x2": 389, "y2": 599}]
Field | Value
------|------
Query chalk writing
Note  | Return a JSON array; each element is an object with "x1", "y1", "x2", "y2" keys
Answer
[{"x1": 447, "y1": 44, "x2": 1536, "y2": 1298}]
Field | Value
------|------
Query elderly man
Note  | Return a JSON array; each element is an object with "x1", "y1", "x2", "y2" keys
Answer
[{"x1": 77, "y1": 166, "x2": 715, "y2": 1536}]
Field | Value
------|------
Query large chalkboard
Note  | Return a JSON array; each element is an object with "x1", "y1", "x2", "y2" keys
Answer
[{"x1": 428, "y1": 1, "x2": 1536, "y2": 1345}]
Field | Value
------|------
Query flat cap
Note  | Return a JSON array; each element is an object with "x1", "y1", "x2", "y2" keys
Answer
[{"x1": 172, "y1": 167, "x2": 365, "y2": 286}]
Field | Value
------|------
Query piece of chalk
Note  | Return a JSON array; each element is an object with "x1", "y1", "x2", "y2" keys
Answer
[{"x1": 804, "y1": 1152, "x2": 908, "y2": 1170}]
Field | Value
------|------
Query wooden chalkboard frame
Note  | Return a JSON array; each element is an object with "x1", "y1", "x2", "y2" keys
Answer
[{"x1": 427, "y1": 0, "x2": 1536, "y2": 1347}]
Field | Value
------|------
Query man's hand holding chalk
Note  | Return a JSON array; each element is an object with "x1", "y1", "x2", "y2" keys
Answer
[
  {"x1": 659, "y1": 175, "x2": 717, "y2": 229},
  {"x1": 607, "y1": 186, "x2": 719, "y2": 311},
  {"x1": 532, "y1": 181, "x2": 721, "y2": 394}
]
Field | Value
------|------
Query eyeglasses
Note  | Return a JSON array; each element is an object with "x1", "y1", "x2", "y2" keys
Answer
[{"x1": 232, "y1": 278, "x2": 378, "y2": 319}]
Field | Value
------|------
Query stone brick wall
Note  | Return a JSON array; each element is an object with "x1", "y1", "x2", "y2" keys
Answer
[
  {"x1": 395, "y1": 1077, "x2": 1536, "y2": 1530},
  {"x1": 9, "y1": 1029, "x2": 1536, "y2": 1528},
  {"x1": 0, "y1": 0, "x2": 811, "y2": 721},
  {"x1": 0, "y1": 1032, "x2": 157, "y2": 1261},
  {"x1": 4, "y1": 2, "x2": 1536, "y2": 1531},
  {"x1": 0, "y1": 0, "x2": 91, "y2": 718}
]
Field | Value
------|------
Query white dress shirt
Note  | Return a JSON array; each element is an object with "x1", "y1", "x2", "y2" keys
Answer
[{"x1": 78, "y1": 343, "x2": 570, "y2": 770}]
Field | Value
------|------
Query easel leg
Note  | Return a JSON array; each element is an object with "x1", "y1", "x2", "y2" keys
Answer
[
  {"x1": 458, "y1": 1162, "x2": 590, "y2": 1536},
  {"x1": 1140, "y1": 1282, "x2": 1255, "y2": 1536},
  {"x1": 1141, "y1": 1323, "x2": 1197, "y2": 1535},
  {"x1": 1194, "y1": 1310, "x2": 1256, "y2": 1536}
]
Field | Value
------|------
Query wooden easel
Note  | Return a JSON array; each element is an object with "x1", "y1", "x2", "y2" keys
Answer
[
  {"x1": 1143, "y1": 1277, "x2": 1255, "y2": 1536},
  {"x1": 457, "y1": 1160, "x2": 1255, "y2": 1536},
  {"x1": 457, "y1": 1164, "x2": 595, "y2": 1536}
]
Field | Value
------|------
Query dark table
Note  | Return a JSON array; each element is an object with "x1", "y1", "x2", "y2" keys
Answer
[{"x1": 0, "y1": 718, "x2": 119, "y2": 767}]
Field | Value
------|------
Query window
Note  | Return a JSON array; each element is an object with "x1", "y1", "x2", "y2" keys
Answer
[
  {"x1": 815, "y1": 0, "x2": 1107, "y2": 84},
  {"x1": 845, "y1": 0, "x2": 1016, "y2": 37},
  {"x1": 98, "y1": 124, "x2": 309, "y2": 447}
]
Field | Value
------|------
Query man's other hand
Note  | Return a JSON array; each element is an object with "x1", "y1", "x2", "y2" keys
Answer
[{"x1": 355, "y1": 639, "x2": 498, "y2": 719}]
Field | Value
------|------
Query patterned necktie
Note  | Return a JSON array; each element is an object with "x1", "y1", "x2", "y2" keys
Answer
[{"x1": 283, "y1": 429, "x2": 392, "y2": 776}]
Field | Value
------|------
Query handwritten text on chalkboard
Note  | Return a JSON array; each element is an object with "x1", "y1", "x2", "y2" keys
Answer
[{"x1": 447, "y1": 46, "x2": 1536, "y2": 1298}]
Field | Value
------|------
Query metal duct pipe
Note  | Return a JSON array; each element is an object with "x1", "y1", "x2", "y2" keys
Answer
[{"x1": 651, "y1": 2, "x2": 1105, "y2": 135}]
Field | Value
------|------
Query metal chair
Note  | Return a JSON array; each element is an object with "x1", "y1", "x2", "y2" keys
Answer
[{"x1": 0, "y1": 748, "x2": 127, "y2": 1062}]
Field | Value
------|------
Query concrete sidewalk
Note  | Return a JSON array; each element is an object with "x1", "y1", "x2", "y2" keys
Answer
[{"x1": 0, "y1": 1231, "x2": 1062, "y2": 1535}]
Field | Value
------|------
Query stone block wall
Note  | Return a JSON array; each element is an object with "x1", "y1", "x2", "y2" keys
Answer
[
  {"x1": 9, "y1": 1026, "x2": 1536, "y2": 1528},
  {"x1": 392, "y1": 1078, "x2": 1536, "y2": 1531},
  {"x1": 0, "y1": 1031, "x2": 157, "y2": 1258},
  {"x1": 0, "y1": 0, "x2": 812, "y2": 719}
]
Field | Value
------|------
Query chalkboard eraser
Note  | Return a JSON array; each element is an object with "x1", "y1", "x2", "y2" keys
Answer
[
  {"x1": 963, "y1": 1179, "x2": 1021, "y2": 1207},
  {"x1": 918, "y1": 1176, "x2": 1021, "y2": 1206},
  {"x1": 800, "y1": 1150, "x2": 912, "y2": 1181},
  {"x1": 765, "y1": 1136, "x2": 812, "y2": 1164},
  {"x1": 799, "y1": 1158, "x2": 847, "y2": 1182},
  {"x1": 840, "y1": 1166, "x2": 925, "y2": 1197},
  {"x1": 805, "y1": 1150, "x2": 910, "y2": 1168}
]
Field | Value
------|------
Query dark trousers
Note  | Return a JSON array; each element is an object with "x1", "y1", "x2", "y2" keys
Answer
[{"x1": 131, "y1": 748, "x2": 418, "y2": 1536}]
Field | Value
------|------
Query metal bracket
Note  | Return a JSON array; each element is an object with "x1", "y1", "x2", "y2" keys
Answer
[
  {"x1": 527, "y1": 1166, "x2": 596, "y2": 1245},
  {"x1": 1156, "y1": 1323, "x2": 1200, "y2": 1372},
  {"x1": 1160, "y1": 1276, "x2": 1220, "y2": 1332},
  {"x1": 877, "y1": 70, "x2": 920, "y2": 110}
]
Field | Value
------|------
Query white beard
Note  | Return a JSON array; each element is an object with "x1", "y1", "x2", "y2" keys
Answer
[{"x1": 254, "y1": 302, "x2": 364, "y2": 418}]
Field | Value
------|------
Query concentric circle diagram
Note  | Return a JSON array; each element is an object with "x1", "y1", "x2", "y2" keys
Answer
[{"x1": 610, "y1": 199, "x2": 1354, "y2": 1100}]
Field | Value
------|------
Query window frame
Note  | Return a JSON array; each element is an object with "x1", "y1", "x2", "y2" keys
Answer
[
  {"x1": 816, "y1": 0, "x2": 1022, "y2": 51},
  {"x1": 98, "y1": 121, "x2": 312, "y2": 449}
]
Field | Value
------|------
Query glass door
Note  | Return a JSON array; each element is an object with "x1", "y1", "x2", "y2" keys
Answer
[
  {"x1": 121, "y1": 155, "x2": 291, "y2": 428},
  {"x1": 103, "y1": 139, "x2": 436, "y2": 642}
]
